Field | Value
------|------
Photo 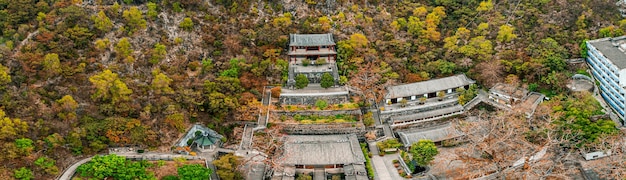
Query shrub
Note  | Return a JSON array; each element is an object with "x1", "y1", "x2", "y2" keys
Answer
[
  {"x1": 295, "y1": 74, "x2": 309, "y2": 89},
  {"x1": 360, "y1": 143, "x2": 375, "y2": 178},
  {"x1": 179, "y1": 18, "x2": 194, "y2": 31},
  {"x1": 178, "y1": 164, "x2": 212, "y2": 180},
  {"x1": 315, "y1": 58, "x2": 326, "y2": 65},
  {"x1": 363, "y1": 112, "x2": 375, "y2": 127},
  {"x1": 301, "y1": 59, "x2": 310, "y2": 66},
  {"x1": 270, "y1": 87, "x2": 281, "y2": 98},
  {"x1": 320, "y1": 72, "x2": 334, "y2": 88},
  {"x1": 315, "y1": 99, "x2": 328, "y2": 110},
  {"x1": 14, "y1": 167, "x2": 33, "y2": 180}
]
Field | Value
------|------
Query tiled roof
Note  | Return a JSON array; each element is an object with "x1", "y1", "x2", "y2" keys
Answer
[
  {"x1": 385, "y1": 74, "x2": 475, "y2": 99},
  {"x1": 280, "y1": 134, "x2": 365, "y2": 166},
  {"x1": 290, "y1": 34, "x2": 336, "y2": 46},
  {"x1": 397, "y1": 123, "x2": 463, "y2": 147}
]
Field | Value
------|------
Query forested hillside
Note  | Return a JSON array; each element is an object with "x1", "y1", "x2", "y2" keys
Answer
[{"x1": 0, "y1": 0, "x2": 624, "y2": 179}]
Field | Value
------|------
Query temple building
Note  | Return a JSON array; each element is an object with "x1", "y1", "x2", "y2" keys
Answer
[
  {"x1": 274, "y1": 134, "x2": 367, "y2": 180},
  {"x1": 286, "y1": 33, "x2": 340, "y2": 88},
  {"x1": 380, "y1": 74, "x2": 476, "y2": 127}
]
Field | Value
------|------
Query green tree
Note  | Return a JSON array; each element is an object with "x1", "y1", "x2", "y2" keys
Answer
[
  {"x1": 178, "y1": 164, "x2": 212, "y2": 180},
  {"x1": 0, "y1": 109, "x2": 28, "y2": 140},
  {"x1": 146, "y1": 2, "x2": 158, "y2": 19},
  {"x1": 0, "y1": 64, "x2": 10, "y2": 90},
  {"x1": 95, "y1": 38, "x2": 110, "y2": 51},
  {"x1": 65, "y1": 25, "x2": 94, "y2": 48},
  {"x1": 407, "y1": 16, "x2": 424, "y2": 37},
  {"x1": 57, "y1": 95, "x2": 79, "y2": 111},
  {"x1": 203, "y1": 77, "x2": 242, "y2": 116},
  {"x1": 172, "y1": 2, "x2": 183, "y2": 12},
  {"x1": 476, "y1": 0, "x2": 493, "y2": 12},
  {"x1": 295, "y1": 74, "x2": 309, "y2": 89},
  {"x1": 410, "y1": 140, "x2": 439, "y2": 167},
  {"x1": 150, "y1": 43, "x2": 166, "y2": 64},
  {"x1": 115, "y1": 38, "x2": 133, "y2": 59},
  {"x1": 14, "y1": 138, "x2": 33, "y2": 155},
  {"x1": 122, "y1": 7, "x2": 146, "y2": 34},
  {"x1": 151, "y1": 72, "x2": 174, "y2": 95},
  {"x1": 179, "y1": 17, "x2": 194, "y2": 31},
  {"x1": 93, "y1": 10, "x2": 113, "y2": 32},
  {"x1": 111, "y1": 2, "x2": 121, "y2": 14},
  {"x1": 496, "y1": 24, "x2": 517, "y2": 44},
  {"x1": 363, "y1": 112, "x2": 374, "y2": 127},
  {"x1": 165, "y1": 113, "x2": 185, "y2": 133},
  {"x1": 35, "y1": 156, "x2": 59, "y2": 175},
  {"x1": 42, "y1": 53, "x2": 61, "y2": 76},
  {"x1": 76, "y1": 154, "x2": 154, "y2": 179},
  {"x1": 315, "y1": 99, "x2": 328, "y2": 110},
  {"x1": 320, "y1": 72, "x2": 334, "y2": 88},
  {"x1": 212, "y1": 154, "x2": 243, "y2": 180},
  {"x1": 201, "y1": 58, "x2": 214, "y2": 74},
  {"x1": 528, "y1": 38, "x2": 568, "y2": 72},
  {"x1": 89, "y1": 70, "x2": 133, "y2": 104},
  {"x1": 339, "y1": 76, "x2": 348, "y2": 85},
  {"x1": 14, "y1": 167, "x2": 33, "y2": 180}
]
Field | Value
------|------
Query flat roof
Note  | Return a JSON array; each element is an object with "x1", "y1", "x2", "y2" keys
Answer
[
  {"x1": 385, "y1": 74, "x2": 475, "y2": 99},
  {"x1": 280, "y1": 134, "x2": 365, "y2": 166},
  {"x1": 290, "y1": 34, "x2": 336, "y2": 47},
  {"x1": 588, "y1": 36, "x2": 626, "y2": 69},
  {"x1": 489, "y1": 83, "x2": 528, "y2": 99}
]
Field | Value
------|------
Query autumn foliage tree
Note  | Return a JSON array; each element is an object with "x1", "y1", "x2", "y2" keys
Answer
[
  {"x1": 122, "y1": 7, "x2": 146, "y2": 34},
  {"x1": 89, "y1": 70, "x2": 132, "y2": 104}
]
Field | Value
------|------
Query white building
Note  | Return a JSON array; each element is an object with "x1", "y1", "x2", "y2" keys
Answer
[{"x1": 586, "y1": 36, "x2": 626, "y2": 122}]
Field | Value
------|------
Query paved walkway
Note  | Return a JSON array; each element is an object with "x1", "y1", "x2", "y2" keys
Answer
[
  {"x1": 57, "y1": 157, "x2": 93, "y2": 180},
  {"x1": 239, "y1": 124, "x2": 254, "y2": 150},
  {"x1": 371, "y1": 155, "x2": 395, "y2": 180},
  {"x1": 314, "y1": 168, "x2": 325, "y2": 180},
  {"x1": 368, "y1": 142, "x2": 395, "y2": 180}
]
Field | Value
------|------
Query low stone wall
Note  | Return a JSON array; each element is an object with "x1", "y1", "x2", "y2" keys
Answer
[
  {"x1": 282, "y1": 123, "x2": 367, "y2": 135},
  {"x1": 279, "y1": 93, "x2": 349, "y2": 105},
  {"x1": 272, "y1": 109, "x2": 361, "y2": 116},
  {"x1": 380, "y1": 101, "x2": 458, "y2": 121}
]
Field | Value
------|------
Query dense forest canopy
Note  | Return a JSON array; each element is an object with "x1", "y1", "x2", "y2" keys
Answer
[{"x1": 0, "y1": 0, "x2": 624, "y2": 179}]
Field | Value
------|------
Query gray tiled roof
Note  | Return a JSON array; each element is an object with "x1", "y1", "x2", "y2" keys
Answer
[
  {"x1": 397, "y1": 123, "x2": 463, "y2": 147},
  {"x1": 290, "y1": 34, "x2": 336, "y2": 47},
  {"x1": 344, "y1": 164, "x2": 368, "y2": 180},
  {"x1": 588, "y1": 36, "x2": 626, "y2": 69},
  {"x1": 385, "y1": 74, "x2": 475, "y2": 99},
  {"x1": 280, "y1": 134, "x2": 365, "y2": 166}
]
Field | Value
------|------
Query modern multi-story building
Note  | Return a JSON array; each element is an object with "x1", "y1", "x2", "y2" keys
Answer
[
  {"x1": 586, "y1": 36, "x2": 626, "y2": 121},
  {"x1": 286, "y1": 33, "x2": 339, "y2": 88}
]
